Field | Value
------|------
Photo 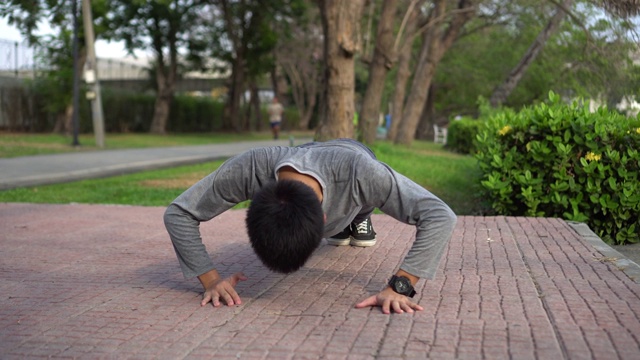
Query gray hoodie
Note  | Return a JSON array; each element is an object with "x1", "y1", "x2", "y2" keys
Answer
[{"x1": 164, "y1": 139, "x2": 456, "y2": 280}]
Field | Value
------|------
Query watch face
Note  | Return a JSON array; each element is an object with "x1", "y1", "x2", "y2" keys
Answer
[
  {"x1": 389, "y1": 276, "x2": 416, "y2": 298},
  {"x1": 396, "y1": 280, "x2": 408, "y2": 292}
]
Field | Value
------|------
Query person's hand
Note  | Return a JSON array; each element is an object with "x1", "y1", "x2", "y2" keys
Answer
[
  {"x1": 201, "y1": 272, "x2": 248, "y2": 307},
  {"x1": 355, "y1": 287, "x2": 424, "y2": 314}
]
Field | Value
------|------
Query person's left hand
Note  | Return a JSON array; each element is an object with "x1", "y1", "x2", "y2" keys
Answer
[{"x1": 355, "y1": 287, "x2": 424, "y2": 314}]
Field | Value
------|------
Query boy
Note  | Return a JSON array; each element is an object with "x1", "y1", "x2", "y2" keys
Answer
[{"x1": 164, "y1": 139, "x2": 456, "y2": 314}]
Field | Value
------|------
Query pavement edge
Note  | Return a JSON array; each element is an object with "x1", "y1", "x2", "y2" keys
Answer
[{"x1": 567, "y1": 221, "x2": 640, "y2": 284}]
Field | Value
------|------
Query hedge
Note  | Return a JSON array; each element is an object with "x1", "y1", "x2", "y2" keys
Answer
[
  {"x1": 446, "y1": 117, "x2": 483, "y2": 154},
  {"x1": 475, "y1": 91, "x2": 640, "y2": 244}
]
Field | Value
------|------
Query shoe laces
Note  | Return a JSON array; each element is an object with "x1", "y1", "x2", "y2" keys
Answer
[{"x1": 354, "y1": 220, "x2": 369, "y2": 234}]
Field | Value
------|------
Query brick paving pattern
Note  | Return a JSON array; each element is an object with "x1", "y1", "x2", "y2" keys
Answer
[{"x1": 1, "y1": 203, "x2": 639, "y2": 359}]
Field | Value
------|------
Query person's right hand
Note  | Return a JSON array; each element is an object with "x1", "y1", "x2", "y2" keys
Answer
[{"x1": 201, "y1": 272, "x2": 248, "y2": 307}]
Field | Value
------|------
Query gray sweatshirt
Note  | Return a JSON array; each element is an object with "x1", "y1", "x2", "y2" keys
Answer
[{"x1": 164, "y1": 139, "x2": 457, "y2": 280}]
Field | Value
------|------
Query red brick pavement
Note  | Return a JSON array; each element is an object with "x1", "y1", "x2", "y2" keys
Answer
[{"x1": 1, "y1": 203, "x2": 639, "y2": 359}]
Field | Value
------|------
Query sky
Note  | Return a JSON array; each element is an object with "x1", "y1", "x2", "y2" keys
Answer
[
  {"x1": 0, "y1": 18, "x2": 22, "y2": 42},
  {"x1": 0, "y1": 17, "x2": 148, "y2": 61}
]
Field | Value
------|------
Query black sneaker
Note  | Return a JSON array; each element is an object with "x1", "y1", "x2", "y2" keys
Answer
[
  {"x1": 327, "y1": 225, "x2": 351, "y2": 246},
  {"x1": 350, "y1": 218, "x2": 376, "y2": 247}
]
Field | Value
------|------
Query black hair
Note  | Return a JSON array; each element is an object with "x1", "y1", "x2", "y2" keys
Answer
[{"x1": 245, "y1": 179, "x2": 324, "y2": 273}]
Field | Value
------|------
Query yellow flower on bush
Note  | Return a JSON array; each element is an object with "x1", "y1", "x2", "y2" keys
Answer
[
  {"x1": 636, "y1": 128, "x2": 640, "y2": 134},
  {"x1": 584, "y1": 152, "x2": 601, "y2": 162},
  {"x1": 498, "y1": 125, "x2": 512, "y2": 136}
]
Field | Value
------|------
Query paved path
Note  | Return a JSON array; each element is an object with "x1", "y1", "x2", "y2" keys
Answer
[
  {"x1": 1, "y1": 203, "x2": 639, "y2": 359},
  {"x1": 0, "y1": 139, "x2": 295, "y2": 190},
  {"x1": 1, "y1": 140, "x2": 640, "y2": 358}
]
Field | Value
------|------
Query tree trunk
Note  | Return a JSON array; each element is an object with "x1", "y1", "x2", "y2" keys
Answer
[
  {"x1": 220, "y1": 0, "x2": 248, "y2": 132},
  {"x1": 600, "y1": 0, "x2": 640, "y2": 17},
  {"x1": 301, "y1": 79, "x2": 317, "y2": 130},
  {"x1": 281, "y1": 60, "x2": 318, "y2": 130},
  {"x1": 273, "y1": 4, "x2": 323, "y2": 131},
  {"x1": 224, "y1": 56, "x2": 245, "y2": 131},
  {"x1": 388, "y1": 8, "x2": 419, "y2": 142},
  {"x1": 53, "y1": 51, "x2": 86, "y2": 135},
  {"x1": 359, "y1": 0, "x2": 398, "y2": 144},
  {"x1": 416, "y1": 83, "x2": 436, "y2": 140},
  {"x1": 270, "y1": 64, "x2": 289, "y2": 106},
  {"x1": 395, "y1": 27, "x2": 434, "y2": 146},
  {"x1": 150, "y1": 89, "x2": 172, "y2": 134},
  {"x1": 314, "y1": 0, "x2": 366, "y2": 141},
  {"x1": 149, "y1": 23, "x2": 178, "y2": 135},
  {"x1": 489, "y1": 0, "x2": 573, "y2": 107},
  {"x1": 250, "y1": 81, "x2": 261, "y2": 131},
  {"x1": 292, "y1": 65, "x2": 315, "y2": 130},
  {"x1": 150, "y1": 60, "x2": 176, "y2": 134},
  {"x1": 53, "y1": 105, "x2": 74, "y2": 135},
  {"x1": 394, "y1": 0, "x2": 474, "y2": 146}
]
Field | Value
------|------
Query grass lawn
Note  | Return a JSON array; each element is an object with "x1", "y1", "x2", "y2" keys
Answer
[
  {"x1": 371, "y1": 142, "x2": 484, "y2": 215},
  {"x1": 0, "y1": 133, "x2": 483, "y2": 215},
  {"x1": 0, "y1": 160, "x2": 228, "y2": 207}
]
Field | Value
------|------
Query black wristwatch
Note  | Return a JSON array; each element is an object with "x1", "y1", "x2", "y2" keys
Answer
[{"x1": 388, "y1": 275, "x2": 416, "y2": 298}]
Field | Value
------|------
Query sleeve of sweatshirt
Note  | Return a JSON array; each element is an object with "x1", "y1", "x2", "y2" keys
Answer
[
  {"x1": 163, "y1": 151, "x2": 263, "y2": 278},
  {"x1": 356, "y1": 159, "x2": 457, "y2": 280}
]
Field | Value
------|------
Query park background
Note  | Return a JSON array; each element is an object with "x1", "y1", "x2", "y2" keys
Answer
[{"x1": 1, "y1": 0, "x2": 639, "y2": 247}]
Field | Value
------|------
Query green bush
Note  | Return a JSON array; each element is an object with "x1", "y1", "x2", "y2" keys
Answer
[
  {"x1": 78, "y1": 90, "x2": 225, "y2": 133},
  {"x1": 446, "y1": 117, "x2": 483, "y2": 154},
  {"x1": 168, "y1": 94, "x2": 225, "y2": 132},
  {"x1": 96, "y1": 89, "x2": 155, "y2": 132},
  {"x1": 475, "y1": 91, "x2": 640, "y2": 244},
  {"x1": 18, "y1": 80, "x2": 301, "y2": 133},
  {"x1": 445, "y1": 97, "x2": 506, "y2": 154}
]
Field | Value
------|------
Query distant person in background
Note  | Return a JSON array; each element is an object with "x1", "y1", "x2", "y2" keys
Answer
[{"x1": 267, "y1": 97, "x2": 284, "y2": 140}]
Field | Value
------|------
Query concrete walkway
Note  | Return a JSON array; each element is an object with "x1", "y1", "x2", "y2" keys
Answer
[
  {"x1": 1, "y1": 141, "x2": 640, "y2": 358},
  {"x1": 1, "y1": 203, "x2": 639, "y2": 359},
  {"x1": 0, "y1": 139, "x2": 294, "y2": 190}
]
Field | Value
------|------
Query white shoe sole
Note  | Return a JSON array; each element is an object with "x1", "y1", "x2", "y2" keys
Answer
[
  {"x1": 327, "y1": 236, "x2": 377, "y2": 247},
  {"x1": 350, "y1": 238, "x2": 377, "y2": 247},
  {"x1": 327, "y1": 238, "x2": 351, "y2": 246}
]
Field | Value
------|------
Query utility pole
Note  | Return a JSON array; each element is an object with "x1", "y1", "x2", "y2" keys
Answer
[
  {"x1": 14, "y1": 42, "x2": 18, "y2": 78},
  {"x1": 81, "y1": 0, "x2": 105, "y2": 148},
  {"x1": 71, "y1": 0, "x2": 80, "y2": 147}
]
